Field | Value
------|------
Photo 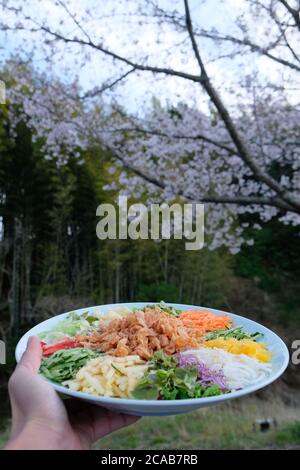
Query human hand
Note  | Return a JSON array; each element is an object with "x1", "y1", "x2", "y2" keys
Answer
[{"x1": 5, "y1": 336, "x2": 139, "y2": 450}]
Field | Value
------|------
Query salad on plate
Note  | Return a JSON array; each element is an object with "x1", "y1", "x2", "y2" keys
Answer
[{"x1": 37, "y1": 302, "x2": 273, "y2": 401}]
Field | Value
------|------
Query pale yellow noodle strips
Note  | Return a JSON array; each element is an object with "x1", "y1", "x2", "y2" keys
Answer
[{"x1": 64, "y1": 354, "x2": 148, "y2": 398}]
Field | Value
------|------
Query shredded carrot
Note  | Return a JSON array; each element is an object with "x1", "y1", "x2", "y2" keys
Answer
[{"x1": 179, "y1": 310, "x2": 232, "y2": 333}]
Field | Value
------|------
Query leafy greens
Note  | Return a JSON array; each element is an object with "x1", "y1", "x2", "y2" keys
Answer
[
  {"x1": 131, "y1": 351, "x2": 223, "y2": 400},
  {"x1": 38, "y1": 311, "x2": 99, "y2": 342},
  {"x1": 144, "y1": 301, "x2": 182, "y2": 317},
  {"x1": 204, "y1": 326, "x2": 263, "y2": 342}
]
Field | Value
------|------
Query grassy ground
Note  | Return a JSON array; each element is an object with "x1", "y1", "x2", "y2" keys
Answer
[
  {"x1": 1, "y1": 392, "x2": 300, "y2": 450},
  {"x1": 0, "y1": 421, "x2": 9, "y2": 449},
  {"x1": 94, "y1": 394, "x2": 300, "y2": 450}
]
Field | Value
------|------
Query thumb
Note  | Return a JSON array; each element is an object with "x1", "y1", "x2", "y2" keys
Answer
[{"x1": 18, "y1": 336, "x2": 42, "y2": 373}]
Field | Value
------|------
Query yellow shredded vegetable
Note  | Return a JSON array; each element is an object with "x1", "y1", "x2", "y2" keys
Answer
[{"x1": 204, "y1": 338, "x2": 271, "y2": 362}]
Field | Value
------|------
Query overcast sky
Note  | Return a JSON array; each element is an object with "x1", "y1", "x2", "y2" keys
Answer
[{"x1": 0, "y1": 0, "x2": 299, "y2": 113}]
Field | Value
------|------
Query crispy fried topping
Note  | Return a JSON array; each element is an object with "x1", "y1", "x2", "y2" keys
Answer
[{"x1": 78, "y1": 307, "x2": 204, "y2": 360}]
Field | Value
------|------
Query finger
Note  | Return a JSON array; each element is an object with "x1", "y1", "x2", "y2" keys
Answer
[
  {"x1": 72, "y1": 406, "x2": 140, "y2": 443},
  {"x1": 18, "y1": 336, "x2": 42, "y2": 372}
]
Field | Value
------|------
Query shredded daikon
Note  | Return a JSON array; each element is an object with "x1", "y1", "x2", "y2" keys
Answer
[{"x1": 181, "y1": 348, "x2": 272, "y2": 390}]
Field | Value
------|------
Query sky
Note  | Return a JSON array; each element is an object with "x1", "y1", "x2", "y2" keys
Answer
[{"x1": 0, "y1": 0, "x2": 299, "y2": 113}]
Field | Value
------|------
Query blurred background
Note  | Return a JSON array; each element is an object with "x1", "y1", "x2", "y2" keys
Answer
[{"x1": 0, "y1": 0, "x2": 300, "y2": 449}]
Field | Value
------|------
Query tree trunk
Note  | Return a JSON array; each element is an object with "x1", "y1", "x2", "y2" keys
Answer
[
  {"x1": 22, "y1": 223, "x2": 33, "y2": 323},
  {"x1": 9, "y1": 219, "x2": 22, "y2": 334}
]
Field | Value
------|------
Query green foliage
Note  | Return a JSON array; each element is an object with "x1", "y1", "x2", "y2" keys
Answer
[
  {"x1": 235, "y1": 221, "x2": 300, "y2": 291},
  {"x1": 136, "y1": 282, "x2": 180, "y2": 302},
  {"x1": 235, "y1": 220, "x2": 300, "y2": 325},
  {"x1": 275, "y1": 421, "x2": 300, "y2": 446}
]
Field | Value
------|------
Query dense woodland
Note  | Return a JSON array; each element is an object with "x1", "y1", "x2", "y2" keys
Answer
[{"x1": 0, "y1": 109, "x2": 233, "y2": 333}]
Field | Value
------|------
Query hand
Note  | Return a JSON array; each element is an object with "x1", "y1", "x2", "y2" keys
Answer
[{"x1": 5, "y1": 336, "x2": 139, "y2": 450}]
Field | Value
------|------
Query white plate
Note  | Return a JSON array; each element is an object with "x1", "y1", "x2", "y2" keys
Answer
[{"x1": 15, "y1": 302, "x2": 289, "y2": 416}]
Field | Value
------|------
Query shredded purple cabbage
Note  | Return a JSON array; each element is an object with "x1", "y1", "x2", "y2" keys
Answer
[{"x1": 176, "y1": 353, "x2": 228, "y2": 391}]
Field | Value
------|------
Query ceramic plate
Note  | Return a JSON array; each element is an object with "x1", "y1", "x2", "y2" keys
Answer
[{"x1": 15, "y1": 303, "x2": 289, "y2": 416}]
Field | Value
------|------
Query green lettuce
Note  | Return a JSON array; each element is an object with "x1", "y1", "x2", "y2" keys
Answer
[
  {"x1": 131, "y1": 351, "x2": 223, "y2": 400},
  {"x1": 38, "y1": 311, "x2": 99, "y2": 342}
]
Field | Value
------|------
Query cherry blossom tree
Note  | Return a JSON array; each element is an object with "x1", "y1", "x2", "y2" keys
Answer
[{"x1": 1, "y1": 0, "x2": 300, "y2": 251}]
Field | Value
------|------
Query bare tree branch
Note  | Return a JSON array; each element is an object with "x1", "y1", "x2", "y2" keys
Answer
[
  {"x1": 110, "y1": 126, "x2": 237, "y2": 155},
  {"x1": 80, "y1": 68, "x2": 136, "y2": 99},
  {"x1": 278, "y1": 0, "x2": 300, "y2": 30},
  {"x1": 194, "y1": 30, "x2": 300, "y2": 72},
  {"x1": 113, "y1": 149, "x2": 295, "y2": 212},
  {"x1": 32, "y1": 23, "x2": 205, "y2": 84},
  {"x1": 145, "y1": 1, "x2": 300, "y2": 72},
  {"x1": 56, "y1": 0, "x2": 93, "y2": 43},
  {"x1": 268, "y1": 3, "x2": 300, "y2": 64},
  {"x1": 183, "y1": 0, "x2": 300, "y2": 211}
]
